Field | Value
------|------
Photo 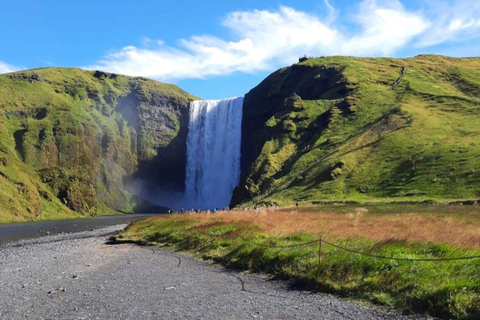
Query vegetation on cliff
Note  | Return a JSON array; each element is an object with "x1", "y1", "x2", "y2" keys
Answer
[
  {"x1": 0, "y1": 68, "x2": 197, "y2": 223},
  {"x1": 233, "y1": 55, "x2": 480, "y2": 206},
  {"x1": 3, "y1": 55, "x2": 480, "y2": 221}
]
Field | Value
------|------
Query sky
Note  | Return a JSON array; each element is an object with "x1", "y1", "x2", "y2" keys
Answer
[{"x1": 1, "y1": 0, "x2": 480, "y2": 99}]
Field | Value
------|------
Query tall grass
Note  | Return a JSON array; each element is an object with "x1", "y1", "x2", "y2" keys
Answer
[{"x1": 118, "y1": 205, "x2": 480, "y2": 320}]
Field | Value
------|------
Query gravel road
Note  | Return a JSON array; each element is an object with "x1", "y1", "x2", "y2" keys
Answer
[{"x1": 0, "y1": 225, "x2": 432, "y2": 320}]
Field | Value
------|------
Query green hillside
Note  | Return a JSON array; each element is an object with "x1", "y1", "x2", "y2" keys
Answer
[
  {"x1": 0, "y1": 68, "x2": 197, "y2": 223},
  {"x1": 2, "y1": 56, "x2": 479, "y2": 222},
  {"x1": 233, "y1": 55, "x2": 480, "y2": 206}
]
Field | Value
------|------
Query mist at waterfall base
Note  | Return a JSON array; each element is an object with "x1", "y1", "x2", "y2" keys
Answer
[{"x1": 136, "y1": 97, "x2": 244, "y2": 211}]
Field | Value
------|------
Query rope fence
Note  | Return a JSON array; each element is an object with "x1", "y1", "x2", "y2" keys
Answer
[{"x1": 193, "y1": 228, "x2": 480, "y2": 263}]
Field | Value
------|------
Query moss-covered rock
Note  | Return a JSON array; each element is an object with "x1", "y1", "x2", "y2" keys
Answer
[
  {"x1": 234, "y1": 55, "x2": 480, "y2": 206},
  {"x1": 0, "y1": 67, "x2": 197, "y2": 223}
]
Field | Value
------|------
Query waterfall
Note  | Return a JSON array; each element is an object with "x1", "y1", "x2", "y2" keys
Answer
[{"x1": 185, "y1": 97, "x2": 244, "y2": 209}]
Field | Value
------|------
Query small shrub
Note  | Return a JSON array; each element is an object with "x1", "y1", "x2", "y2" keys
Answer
[
  {"x1": 282, "y1": 120, "x2": 296, "y2": 132},
  {"x1": 355, "y1": 207, "x2": 368, "y2": 215}
]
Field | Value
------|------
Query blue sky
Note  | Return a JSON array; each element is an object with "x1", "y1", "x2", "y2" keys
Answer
[{"x1": 1, "y1": 0, "x2": 480, "y2": 99}]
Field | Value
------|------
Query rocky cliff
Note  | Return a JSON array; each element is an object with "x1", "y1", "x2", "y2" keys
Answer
[
  {"x1": 0, "y1": 68, "x2": 197, "y2": 223},
  {"x1": 3, "y1": 55, "x2": 480, "y2": 222},
  {"x1": 232, "y1": 55, "x2": 480, "y2": 206}
]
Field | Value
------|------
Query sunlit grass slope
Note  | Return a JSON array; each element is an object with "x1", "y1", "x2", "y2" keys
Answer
[
  {"x1": 119, "y1": 205, "x2": 480, "y2": 319},
  {"x1": 235, "y1": 55, "x2": 480, "y2": 206},
  {"x1": 0, "y1": 68, "x2": 197, "y2": 223}
]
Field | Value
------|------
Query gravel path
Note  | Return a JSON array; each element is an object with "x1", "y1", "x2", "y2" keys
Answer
[{"x1": 0, "y1": 225, "x2": 432, "y2": 320}]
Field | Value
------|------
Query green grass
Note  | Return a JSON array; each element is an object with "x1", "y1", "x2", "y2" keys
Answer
[
  {"x1": 0, "y1": 67, "x2": 197, "y2": 223},
  {"x1": 3, "y1": 55, "x2": 480, "y2": 221},
  {"x1": 117, "y1": 206, "x2": 480, "y2": 320},
  {"x1": 236, "y1": 55, "x2": 480, "y2": 207}
]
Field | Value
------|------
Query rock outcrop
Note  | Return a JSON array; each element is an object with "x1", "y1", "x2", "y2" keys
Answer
[
  {"x1": 0, "y1": 67, "x2": 197, "y2": 222},
  {"x1": 233, "y1": 55, "x2": 480, "y2": 206}
]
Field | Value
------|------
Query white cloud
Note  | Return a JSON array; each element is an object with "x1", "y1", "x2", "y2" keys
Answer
[
  {"x1": 416, "y1": 0, "x2": 480, "y2": 47},
  {"x1": 86, "y1": 6, "x2": 339, "y2": 80},
  {"x1": 85, "y1": 0, "x2": 480, "y2": 81},
  {"x1": 339, "y1": 0, "x2": 429, "y2": 55},
  {"x1": 0, "y1": 61, "x2": 18, "y2": 74},
  {"x1": 323, "y1": 0, "x2": 335, "y2": 14}
]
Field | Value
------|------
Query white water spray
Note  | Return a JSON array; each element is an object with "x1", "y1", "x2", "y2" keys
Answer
[{"x1": 185, "y1": 97, "x2": 244, "y2": 209}]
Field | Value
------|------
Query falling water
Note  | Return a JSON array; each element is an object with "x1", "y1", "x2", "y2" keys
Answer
[{"x1": 185, "y1": 97, "x2": 244, "y2": 209}]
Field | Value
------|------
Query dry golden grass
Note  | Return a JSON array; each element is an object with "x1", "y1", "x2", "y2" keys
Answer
[
  {"x1": 166, "y1": 206, "x2": 480, "y2": 250},
  {"x1": 123, "y1": 204, "x2": 480, "y2": 319}
]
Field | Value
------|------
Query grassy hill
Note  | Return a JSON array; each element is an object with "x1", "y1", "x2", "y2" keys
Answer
[
  {"x1": 233, "y1": 55, "x2": 480, "y2": 206},
  {"x1": 2, "y1": 55, "x2": 480, "y2": 222},
  {"x1": 0, "y1": 68, "x2": 197, "y2": 223}
]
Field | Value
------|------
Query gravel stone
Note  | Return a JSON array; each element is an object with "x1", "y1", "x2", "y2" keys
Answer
[{"x1": 0, "y1": 225, "x2": 434, "y2": 320}]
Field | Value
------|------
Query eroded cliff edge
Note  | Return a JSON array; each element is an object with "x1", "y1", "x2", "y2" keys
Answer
[
  {"x1": 0, "y1": 68, "x2": 197, "y2": 222},
  {"x1": 233, "y1": 55, "x2": 480, "y2": 206}
]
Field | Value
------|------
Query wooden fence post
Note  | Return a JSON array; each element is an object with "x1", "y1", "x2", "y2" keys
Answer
[{"x1": 318, "y1": 233, "x2": 322, "y2": 268}]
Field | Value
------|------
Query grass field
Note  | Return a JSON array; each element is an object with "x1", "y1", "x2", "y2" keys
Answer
[{"x1": 118, "y1": 204, "x2": 480, "y2": 320}]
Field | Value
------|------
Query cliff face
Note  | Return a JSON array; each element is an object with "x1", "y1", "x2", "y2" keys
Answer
[
  {"x1": 3, "y1": 55, "x2": 480, "y2": 221},
  {"x1": 0, "y1": 68, "x2": 197, "y2": 223},
  {"x1": 232, "y1": 55, "x2": 480, "y2": 206}
]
